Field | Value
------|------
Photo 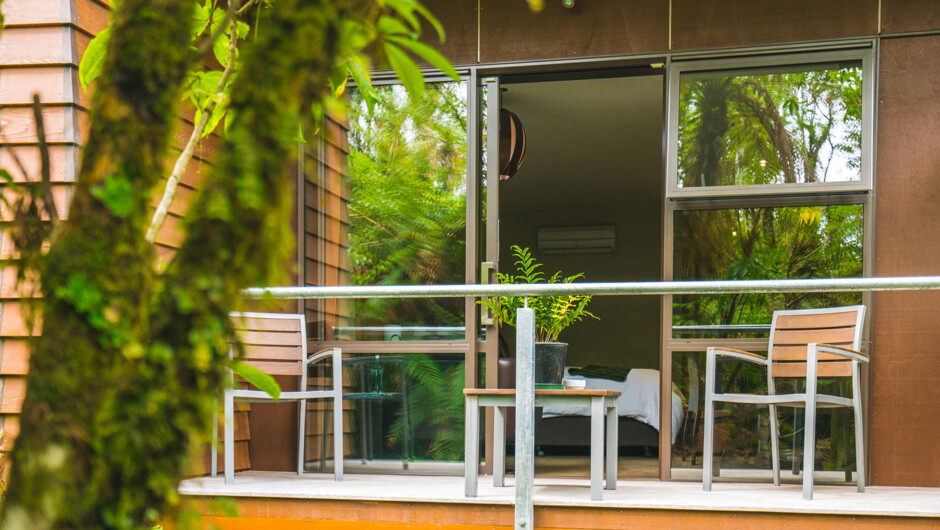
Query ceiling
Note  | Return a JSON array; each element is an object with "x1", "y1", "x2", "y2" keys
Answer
[{"x1": 499, "y1": 74, "x2": 665, "y2": 216}]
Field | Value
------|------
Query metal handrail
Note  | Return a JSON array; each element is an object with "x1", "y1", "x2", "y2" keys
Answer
[
  {"x1": 673, "y1": 324, "x2": 772, "y2": 333},
  {"x1": 245, "y1": 276, "x2": 940, "y2": 299},
  {"x1": 251, "y1": 276, "x2": 940, "y2": 528}
]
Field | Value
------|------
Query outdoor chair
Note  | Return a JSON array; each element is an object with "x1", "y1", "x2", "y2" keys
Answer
[
  {"x1": 702, "y1": 305, "x2": 867, "y2": 500},
  {"x1": 211, "y1": 312, "x2": 343, "y2": 484}
]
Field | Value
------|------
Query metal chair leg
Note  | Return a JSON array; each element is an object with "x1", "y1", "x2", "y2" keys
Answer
[
  {"x1": 803, "y1": 346, "x2": 819, "y2": 501},
  {"x1": 853, "y1": 361, "x2": 865, "y2": 493},
  {"x1": 332, "y1": 348, "x2": 344, "y2": 481},
  {"x1": 769, "y1": 404, "x2": 780, "y2": 486},
  {"x1": 297, "y1": 398, "x2": 306, "y2": 475},
  {"x1": 224, "y1": 388, "x2": 235, "y2": 485},
  {"x1": 401, "y1": 367, "x2": 411, "y2": 470},
  {"x1": 211, "y1": 412, "x2": 218, "y2": 478},
  {"x1": 703, "y1": 349, "x2": 717, "y2": 491}
]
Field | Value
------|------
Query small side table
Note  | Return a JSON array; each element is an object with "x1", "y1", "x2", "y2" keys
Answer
[{"x1": 464, "y1": 389, "x2": 620, "y2": 501}]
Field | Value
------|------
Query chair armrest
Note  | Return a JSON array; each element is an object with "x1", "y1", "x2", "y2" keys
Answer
[
  {"x1": 814, "y1": 343, "x2": 869, "y2": 363},
  {"x1": 306, "y1": 347, "x2": 341, "y2": 365},
  {"x1": 707, "y1": 347, "x2": 769, "y2": 366}
]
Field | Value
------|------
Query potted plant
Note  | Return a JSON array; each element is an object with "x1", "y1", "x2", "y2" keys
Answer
[{"x1": 481, "y1": 245, "x2": 599, "y2": 386}]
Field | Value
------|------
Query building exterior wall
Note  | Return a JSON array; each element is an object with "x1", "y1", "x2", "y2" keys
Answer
[
  {"x1": 419, "y1": 0, "x2": 940, "y2": 487},
  {"x1": 2, "y1": 0, "x2": 939, "y2": 487},
  {"x1": 870, "y1": 33, "x2": 940, "y2": 487},
  {"x1": 0, "y1": 0, "x2": 93, "y2": 466}
]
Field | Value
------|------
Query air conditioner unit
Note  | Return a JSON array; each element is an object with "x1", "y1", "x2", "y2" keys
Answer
[{"x1": 537, "y1": 225, "x2": 616, "y2": 254}]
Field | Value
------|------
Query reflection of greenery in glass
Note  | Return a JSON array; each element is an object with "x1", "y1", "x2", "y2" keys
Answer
[
  {"x1": 673, "y1": 205, "x2": 863, "y2": 334},
  {"x1": 671, "y1": 351, "x2": 855, "y2": 473},
  {"x1": 386, "y1": 354, "x2": 465, "y2": 461},
  {"x1": 346, "y1": 83, "x2": 467, "y2": 333},
  {"x1": 678, "y1": 62, "x2": 862, "y2": 187}
]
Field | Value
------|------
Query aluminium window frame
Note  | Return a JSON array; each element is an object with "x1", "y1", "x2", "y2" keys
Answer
[{"x1": 665, "y1": 47, "x2": 875, "y2": 199}]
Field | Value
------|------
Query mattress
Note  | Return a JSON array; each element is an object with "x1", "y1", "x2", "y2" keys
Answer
[{"x1": 542, "y1": 368, "x2": 684, "y2": 443}]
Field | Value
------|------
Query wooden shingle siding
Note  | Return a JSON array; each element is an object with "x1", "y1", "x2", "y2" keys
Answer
[
  {"x1": 0, "y1": 339, "x2": 30, "y2": 375},
  {"x1": 0, "y1": 9, "x2": 84, "y2": 464},
  {"x1": 0, "y1": 145, "x2": 72, "y2": 182}
]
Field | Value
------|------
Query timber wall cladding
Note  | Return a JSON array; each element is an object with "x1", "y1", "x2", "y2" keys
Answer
[{"x1": 0, "y1": 0, "x2": 96, "y2": 459}]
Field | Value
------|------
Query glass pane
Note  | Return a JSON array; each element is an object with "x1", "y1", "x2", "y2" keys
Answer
[
  {"x1": 673, "y1": 204, "x2": 863, "y2": 338},
  {"x1": 306, "y1": 82, "x2": 468, "y2": 340},
  {"x1": 305, "y1": 352, "x2": 466, "y2": 474},
  {"x1": 670, "y1": 351, "x2": 859, "y2": 481},
  {"x1": 677, "y1": 61, "x2": 863, "y2": 188}
]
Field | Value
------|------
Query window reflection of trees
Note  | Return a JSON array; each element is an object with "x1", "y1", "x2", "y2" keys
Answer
[
  {"x1": 673, "y1": 205, "x2": 863, "y2": 335},
  {"x1": 677, "y1": 63, "x2": 863, "y2": 188},
  {"x1": 673, "y1": 62, "x2": 865, "y2": 336},
  {"x1": 344, "y1": 85, "x2": 469, "y2": 463},
  {"x1": 346, "y1": 83, "x2": 468, "y2": 334}
]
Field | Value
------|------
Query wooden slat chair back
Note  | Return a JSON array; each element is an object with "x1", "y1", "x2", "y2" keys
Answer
[
  {"x1": 703, "y1": 305, "x2": 868, "y2": 500},
  {"x1": 234, "y1": 315, "x2": 305, "y2": 378},
  {"x1": 769, "y1": 307, "x2": 865, "y2": 378},
  {"x1": 211, "y1": 312, "x2": 343, "y2": 484}
]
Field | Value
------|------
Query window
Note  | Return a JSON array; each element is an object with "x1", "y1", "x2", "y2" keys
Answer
[
  {"x1": 673, "y1": 204, "x2": 864, "y2": 338},
  {"x1": 666, "y1": 48, "x2": 873, "y2": 478},
  {"x1": 305, "y1": 81, "x2": 469, "y2": 341},
  {"x1": 667, "y1": 49, "x2": 873, "y2": 198}
]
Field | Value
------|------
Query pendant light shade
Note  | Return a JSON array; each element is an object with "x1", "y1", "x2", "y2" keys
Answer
[{"x1": 499, "y1": 108, "x2": 526, "y2": 180}]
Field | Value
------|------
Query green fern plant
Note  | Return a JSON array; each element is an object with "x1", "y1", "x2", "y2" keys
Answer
[{"x1": 481, "y1": 245, "x2": 598, "y2": 342}]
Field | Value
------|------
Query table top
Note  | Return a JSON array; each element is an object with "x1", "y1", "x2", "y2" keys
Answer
[{"x1": 463, "y1": 388, "x2": 621, "y2": 398}]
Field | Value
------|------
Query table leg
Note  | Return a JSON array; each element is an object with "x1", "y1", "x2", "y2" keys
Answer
[
  {"x1": 606, "y1": 400, "x2": 617, "y2": 490},
  {"x1": 591, "y1": 396, "x2": 604, "y2": 501},
  {"x1": 494, "y1": 405, "x2": 506, "y2": 487},
  {"x1": 464, "y1": 396, "x2": 479, "y2": 497}
]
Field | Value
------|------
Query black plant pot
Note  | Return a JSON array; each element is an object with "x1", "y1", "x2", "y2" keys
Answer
[{"x1": 535, "y1": 342, "x2": 568, "y2": 385}]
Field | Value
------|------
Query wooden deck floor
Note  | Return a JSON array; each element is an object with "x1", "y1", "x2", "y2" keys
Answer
[{"x1": 180, "y1": 469, "x2": 940, "y2": 529}]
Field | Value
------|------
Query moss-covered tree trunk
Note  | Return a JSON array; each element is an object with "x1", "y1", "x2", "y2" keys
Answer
[
  {"x1": 1, "y1": 1, "x2": 194, "y2": 527},
  {"x1": 1, "y1": 0, "x2": 373, "y2": 528}
]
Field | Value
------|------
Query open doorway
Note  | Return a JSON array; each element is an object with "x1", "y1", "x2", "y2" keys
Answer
[{"x1": 494, "y1": 71, "x2": 673, "y2": 479}]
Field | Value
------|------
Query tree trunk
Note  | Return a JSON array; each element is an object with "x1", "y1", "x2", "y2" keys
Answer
[{"x1": 2, "y1": 0, "x2": 373, "y2": 528}]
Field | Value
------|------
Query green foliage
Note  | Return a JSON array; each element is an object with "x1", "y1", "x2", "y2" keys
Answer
[
  {"x1": 79, "y1": 26, "x2": 110, "y2": 91},
  {"x1": 481, "y1": 246, "x2": 598, "y2": 343},
  {"x1": 673, "y1": 205, "x2": 863, "y2": 332},
  {"x1": 677, "y1": 64, "x2": 862, "y2": 188},
  {"x1": 346, "y1": 82, "x2": 467, "y2": 333},
  {"x1": 79, "y1": 0, "x2": 454, "y2": 144},
  {"x1": 386, "y1": 355, "x2": 465, "y2": 461},
  {"x1": 673, "y1": 64, "x2": 865, "y2": 332},
  {"x1": 232, "y1": 362, "x2": 280, "y2": 402},
  {"x1": 90, "y1": 174, "x2": 139, "y2": 217}
]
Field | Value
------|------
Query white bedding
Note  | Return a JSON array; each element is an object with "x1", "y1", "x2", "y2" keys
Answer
[{"x1": 542, "y1": 368, "x2": 684, "y2": 443}]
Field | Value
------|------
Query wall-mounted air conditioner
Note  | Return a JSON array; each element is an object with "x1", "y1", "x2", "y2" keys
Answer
[{"x1": 537, "y1": 225, "x2": 616, "y2": 254}]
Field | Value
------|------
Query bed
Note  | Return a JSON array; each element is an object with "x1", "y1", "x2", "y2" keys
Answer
[{"x1": 497, "y1": 358, "x2": 684, "y2": 451}]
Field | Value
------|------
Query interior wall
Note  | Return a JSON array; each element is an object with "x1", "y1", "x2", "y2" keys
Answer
[{"x1": 498, "y1": 74, "x2": 663, "y2": 371}]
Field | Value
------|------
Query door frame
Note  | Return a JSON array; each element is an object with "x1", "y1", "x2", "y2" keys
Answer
[{"x1": 468, "y1": 58, "x2": 670, "y2": 478}]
